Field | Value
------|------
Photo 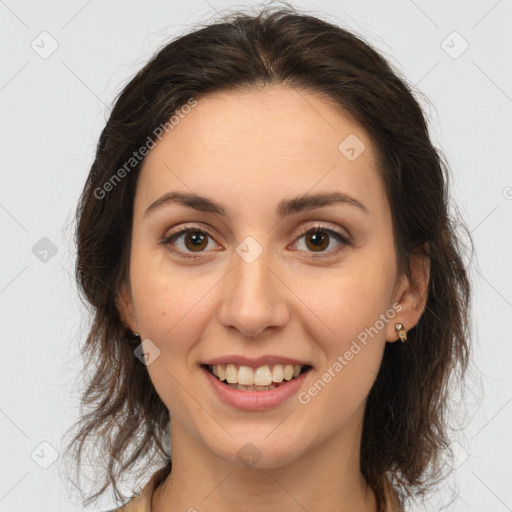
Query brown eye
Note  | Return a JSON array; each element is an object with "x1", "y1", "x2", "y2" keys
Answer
[
  {"x1": 293, "y1": 226, "x2": 350, "y2": 258},
  {"x1": 162, "y1": 227, "x2": 218, "y2": 259},
  {"x1": 183, "y1": 231, "x2": 209, "y2": 252},
  {"x1": 304, "y1": 230, "x2": 330, "y2": 252}
]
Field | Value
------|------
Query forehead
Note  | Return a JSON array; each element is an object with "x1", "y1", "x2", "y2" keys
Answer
[{"x1": 136, "y1": 85, "x2": 386, "y2": 217}]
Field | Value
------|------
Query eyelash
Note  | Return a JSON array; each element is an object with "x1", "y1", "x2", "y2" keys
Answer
[{"x1": 160, "y1": 223, "x2": 351, "y2": 260}]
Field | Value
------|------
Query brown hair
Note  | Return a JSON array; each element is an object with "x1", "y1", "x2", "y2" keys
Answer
[{"x1": 64, "y1": 4, "x2": 472, "y2": 510}]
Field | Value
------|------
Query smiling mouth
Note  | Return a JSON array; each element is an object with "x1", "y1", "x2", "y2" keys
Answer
[{"x1": 202, "y1": 363, "x2": 313, "y2": 391}]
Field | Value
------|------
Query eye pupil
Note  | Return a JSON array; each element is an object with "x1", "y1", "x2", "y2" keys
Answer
[
  {"x1": 186, "y1": 232, "x2": 208, "y2": 251},
  {"x1": 306, "y1": 231, "x2": 329, "y2": 251}
]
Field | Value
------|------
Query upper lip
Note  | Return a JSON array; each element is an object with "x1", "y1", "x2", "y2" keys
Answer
[{"x1": 202, "y1": 355, "x2": 313, "y2": 369}]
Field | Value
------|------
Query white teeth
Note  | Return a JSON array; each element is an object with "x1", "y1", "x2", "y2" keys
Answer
[
  {"x1": 225, "y1": 364, "x2": 238, "y2": 384},
  {"x1": 254, "y1": 365, "x2": 272, "y2": 386},
  {"x1": 271, "y1": 364, "x2": 284, "y2": 382},
  {"x1": 284, "y1": 364, "x2": 294, "y2": 381},
  {"x1": 238, "y1": 366, "x2": 254, "y2": 386},
  {"x1": 209, "y1": 363, "x2": 305, "y2": 386}
]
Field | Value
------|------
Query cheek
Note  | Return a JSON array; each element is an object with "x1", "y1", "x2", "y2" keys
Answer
[
  {"x1": 295, "y1": 255, "x2": 395, "y2": 350},
  {"x1": 130, "y1": 263, "x2": 211, "y2": 413},
  {"x1": 129, "y1": 241, "x2": 211, "y2": 341},
  {"x1": 296, "y1": 272, "x2": 393, "y2": 429}
]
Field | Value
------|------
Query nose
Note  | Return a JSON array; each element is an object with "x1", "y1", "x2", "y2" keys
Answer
[{"x1": 217, "y1": 246, "x2": 290, "y2": 338}]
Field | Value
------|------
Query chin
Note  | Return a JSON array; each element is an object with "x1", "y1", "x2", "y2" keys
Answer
[{"x1": 205, "y1": 432, "x2": 306, "y2": 470}]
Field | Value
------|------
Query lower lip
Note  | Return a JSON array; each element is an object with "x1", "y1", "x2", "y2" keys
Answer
[{"x1": 201, "y1": 365, "x2": 312, "y2": 411}]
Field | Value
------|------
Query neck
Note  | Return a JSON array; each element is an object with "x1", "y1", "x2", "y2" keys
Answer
[{"x1": 152, "y1": 410, "x2": 377, "y2": 512}]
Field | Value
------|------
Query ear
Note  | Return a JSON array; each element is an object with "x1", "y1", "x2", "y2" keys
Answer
[
  {"x1": 116, "y1": 280, "x2": 138, "y2": 334},
  {"x1": 386, "y1": 243, "x2": 430, "y2": 342}
]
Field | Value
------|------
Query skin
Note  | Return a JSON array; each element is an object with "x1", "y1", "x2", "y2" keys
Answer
[{"x1": 118, "y1": 85, "x2": 430, "y2": 512}]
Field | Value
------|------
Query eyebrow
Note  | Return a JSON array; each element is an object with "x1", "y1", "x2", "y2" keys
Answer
[{"x1": 144, "y1": 190, "x2": 369, "y2": 218}]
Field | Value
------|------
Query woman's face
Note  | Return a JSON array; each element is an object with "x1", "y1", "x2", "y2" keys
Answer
[{"x1": 119, "y1": 85, "x2": 413, "y2": 468}]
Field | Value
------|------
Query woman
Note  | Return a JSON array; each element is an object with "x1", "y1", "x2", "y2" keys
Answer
[{"x1": 65, "y1": 5, "x2": 471, "y2": 511}]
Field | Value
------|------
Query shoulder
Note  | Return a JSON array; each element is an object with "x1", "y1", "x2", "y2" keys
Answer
[
  {"x1": 107, "y1": 491, "x2": 150, "y2": 512},
  {"x1": 106, "y1": 488, "x2": 151, "y2": 512},
  {"x1": 105, "y1": 465, "x2": 169, "y2": 512},
  {"x1": 383, "y1": 476, "x2": 403, "y2": 512}
]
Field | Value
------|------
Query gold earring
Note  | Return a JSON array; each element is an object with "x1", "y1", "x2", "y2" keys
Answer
[{"x1": 395, "y1": 323, "x2": 408, "y2": 342}]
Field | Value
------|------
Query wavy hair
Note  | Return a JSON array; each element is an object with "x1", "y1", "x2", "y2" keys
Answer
[{"x1": 64, "y1": 4, "x2": 472, "y2": 511}]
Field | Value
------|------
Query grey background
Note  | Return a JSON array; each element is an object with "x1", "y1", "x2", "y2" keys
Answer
[{"x1": 1, "y1": 0, "x2": 511, "y2": 510}]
